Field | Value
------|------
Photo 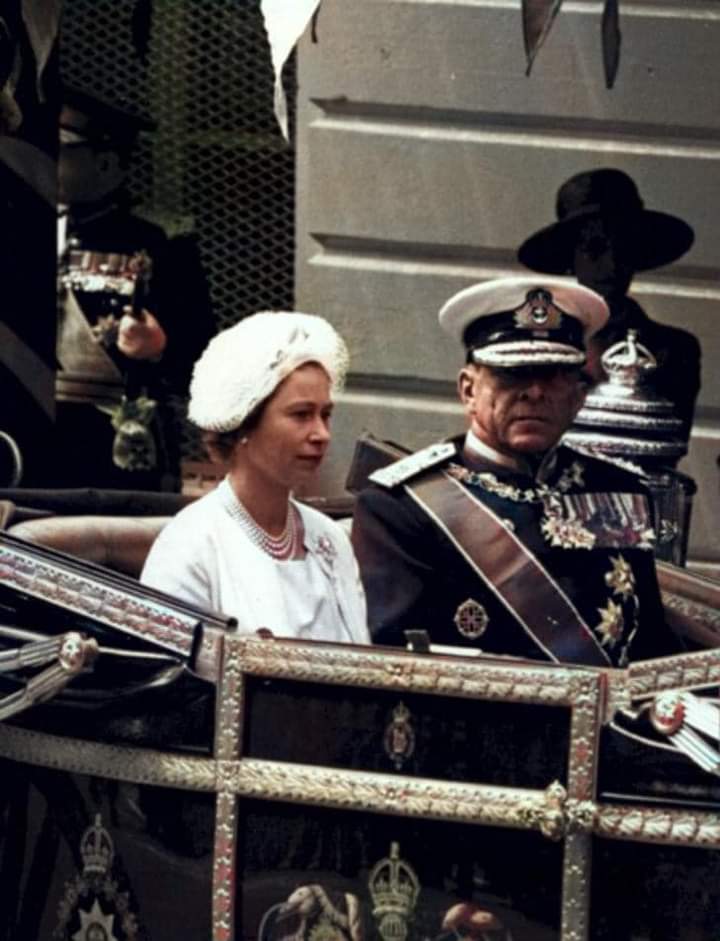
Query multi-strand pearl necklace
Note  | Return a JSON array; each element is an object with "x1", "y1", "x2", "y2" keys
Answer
[{"x1": 225, "y1": 491, "x2": 300, "y2": 560}]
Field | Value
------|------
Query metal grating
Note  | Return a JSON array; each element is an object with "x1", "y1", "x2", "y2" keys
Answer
[{"x1": 60, "y1": 0, "x2": 296, "y2": 461}]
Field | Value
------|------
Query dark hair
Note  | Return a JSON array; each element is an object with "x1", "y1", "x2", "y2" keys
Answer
[{"x1": 201, "y1": 399, "x2": 266, "y2": 464}]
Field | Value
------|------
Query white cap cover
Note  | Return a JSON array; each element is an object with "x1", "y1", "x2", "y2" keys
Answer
[{"x1": 438, "y1": 276, "x2": 609, "y2": 367}]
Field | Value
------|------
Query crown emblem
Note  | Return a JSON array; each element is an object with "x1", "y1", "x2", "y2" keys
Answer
[
  {"x1": 383, "y1": 702, "x2": 416, "y2": 770},
  {"x1": 601, "y1": 329, "x2": 657, "y2": 389},
  {"x1": 80, "y1": 814, "x2": 114, "y2": 876},
  {"x1": 514, "y1": 289, "x2": 563, "y2": 331},
  {"x1": 55, "y1": 814, "x2": 141, "y2": 940},
  {"x1": 368, "y1": 842, "x2": 420, "y2": 941}
]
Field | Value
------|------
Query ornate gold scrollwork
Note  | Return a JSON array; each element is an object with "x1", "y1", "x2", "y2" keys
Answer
[
  {"x1": 519, "y1": 780, "x2": 567, "y2": 840},
  {"x1": 519, "y1": 781, "x2": 597, "y2": 841}
]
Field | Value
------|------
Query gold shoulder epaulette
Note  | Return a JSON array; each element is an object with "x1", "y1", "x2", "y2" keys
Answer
[{"x1": 369, "y1": 442, "x2": 457, "y2": 489}]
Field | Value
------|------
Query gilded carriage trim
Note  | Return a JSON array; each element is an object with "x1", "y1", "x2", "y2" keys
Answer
[
  {"x1": 626, "y1": 647, "x2": 720, "y2": 699},
  {"x1": 221, "y1": 637, "x2": 601, "y2": 941},
  {"x1": 661, "y1": 590, "x2": 720, "y2": 635},
  {"x1": 226, "y1": 635, "x2": 604, "y2": 813},
  {"x1": 213, "y1": 766, "x2": 239, "y2": 941},
  {"x1": 0, "y1": 724, "x2": 216, "y2": 789},
  {"x1": 517, "y1": 782, "x2": 597, "y2": 840},
  {"x1": 216, "y1": 628, "x2": 244, "y2": 762},
  {"x1": 562, "y1": 832, "x2": 593, "y2": 941},
  {"x1": 567, "y1": 689, "x2": 603, "y2": 802},
  {"x1": 603, "y1": 648, "x2": 720, "y2": 726},
  {"x1": 603, "y1": 670, "x2": 634, "y2": 723},
  {"x1": 231, "y1": 758, "x2": 587, "y2": 833},
  {"x1": 230, "y1": 636, "x2": 601, "y2": 706},
  {"x1": 0, "y1": 542, "x2": 198, "y2": 656},
  {"x1": 595, "y1": 805, "x2": 720, "y2": 847},
  {"x1": 213, "y1": 632, "x2": 244, "y2": 941}
]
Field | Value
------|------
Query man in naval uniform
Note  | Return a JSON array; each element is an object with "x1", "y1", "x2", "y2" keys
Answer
[
  {"x1": 351, "y1": 276, "x2": 680, "y2": 667},
  {"x1": 56, "y1": 85, "x2": 215, "y2": 490}
]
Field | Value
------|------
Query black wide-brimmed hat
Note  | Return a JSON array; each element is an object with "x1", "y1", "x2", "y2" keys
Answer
[
  {"x1": 61, "y1": 84, "x2": 156, "y2": 149},
  {"x1": 518, "y1": 168, "x2": 694, "y2": 274}
]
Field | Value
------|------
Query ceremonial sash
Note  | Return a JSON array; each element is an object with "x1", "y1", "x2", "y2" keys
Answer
[{"x1": 405, "y1": 470, "x2": 610, "y2": 667}]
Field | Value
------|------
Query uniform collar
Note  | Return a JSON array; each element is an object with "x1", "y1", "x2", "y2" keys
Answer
[{"x1": 463, "y1": 429, "x2": 559, "y2": 482}]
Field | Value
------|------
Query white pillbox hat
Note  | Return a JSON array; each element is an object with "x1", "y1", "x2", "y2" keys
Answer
[{"x1": 188, "y1": 310, "x2": 349, "y2": 432}]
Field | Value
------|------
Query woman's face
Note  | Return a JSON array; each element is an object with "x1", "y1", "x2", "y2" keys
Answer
[
  {"x1": 572, "y1": 217, "x2": 635, "y2": 302},
  {"x1": 235, "y1": 362, "x2": 333, "y2": 492}
]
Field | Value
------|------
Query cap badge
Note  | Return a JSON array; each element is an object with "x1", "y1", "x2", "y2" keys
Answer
[{"x1": 514, "y1": 289, "x2": 563, "y2": 331}]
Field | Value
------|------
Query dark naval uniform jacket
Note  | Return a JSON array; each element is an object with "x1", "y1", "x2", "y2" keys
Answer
[
  {"x1": 352, "y1": 436, "x2": 680, "y2": 667},
  {"x1": 62, "y1": 202, "x2": 215, "y2": 398},
  {"x1": 56, "y1": 201, "x2": 215, "y2": 489}
]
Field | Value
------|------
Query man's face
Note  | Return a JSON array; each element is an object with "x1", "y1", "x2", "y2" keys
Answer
[
  {"x1": 458, "y1": 363, "x2": 587, "y2": 457},
  {"x1": 58, "y1": 140, "x2": 124, "y2": 205},
  {"x1": 572, "y1": 217, "x2": 635, "y2": 302}
]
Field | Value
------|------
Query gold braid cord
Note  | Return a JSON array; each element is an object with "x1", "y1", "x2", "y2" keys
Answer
[
  {"x1": 596, "y1": 805, "x2": 720, "y2": 847},
  {"x1": 627, "y1": 647, "x2": 720, "y2": 699}
]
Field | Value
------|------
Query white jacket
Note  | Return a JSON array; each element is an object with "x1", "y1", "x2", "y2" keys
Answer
[{"x1": 141, "y1": 479, "x2": 369, "y2": 645}]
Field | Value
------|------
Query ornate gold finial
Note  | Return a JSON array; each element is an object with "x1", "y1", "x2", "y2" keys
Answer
[
  {"x1": 79, "y1": 813, "x2": 114, "y2": 876},
  {"x1": 518, "y1": 780, "x2": 568, "y2": 841},
  {"x1": 368, "y1": 842, "x2": 420, "y2": 941}
]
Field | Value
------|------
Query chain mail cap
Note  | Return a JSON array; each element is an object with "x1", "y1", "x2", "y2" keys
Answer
[{"x1": 188, "y1": 310, "x2": 350, "y2": 432}]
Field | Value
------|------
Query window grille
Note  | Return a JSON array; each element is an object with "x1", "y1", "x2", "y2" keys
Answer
[{"x1": 60, "y1": 0, "x2": 296, "y2": 461}]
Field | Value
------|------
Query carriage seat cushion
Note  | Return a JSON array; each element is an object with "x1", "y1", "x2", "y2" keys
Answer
[{"x1": 7, "y1": 515, "x2": 171, "y2": 577}]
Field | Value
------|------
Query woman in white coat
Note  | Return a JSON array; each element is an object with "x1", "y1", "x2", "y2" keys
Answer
[{"x1": 141, "y1": 310, "x2": 369, "y2": 645}]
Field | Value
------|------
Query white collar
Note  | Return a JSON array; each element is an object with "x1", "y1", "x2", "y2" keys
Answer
[{"x1": 463, "y1": 429, "x2": 558, "y2": 481}]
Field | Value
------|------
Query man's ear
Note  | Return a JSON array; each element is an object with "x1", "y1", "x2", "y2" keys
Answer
[
  {"x1": 570, "y1": 374, "x2": 589, "y2": 420},
  {"x1": 457, "y1": 366, "x2": 477, "y2": 411}
]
